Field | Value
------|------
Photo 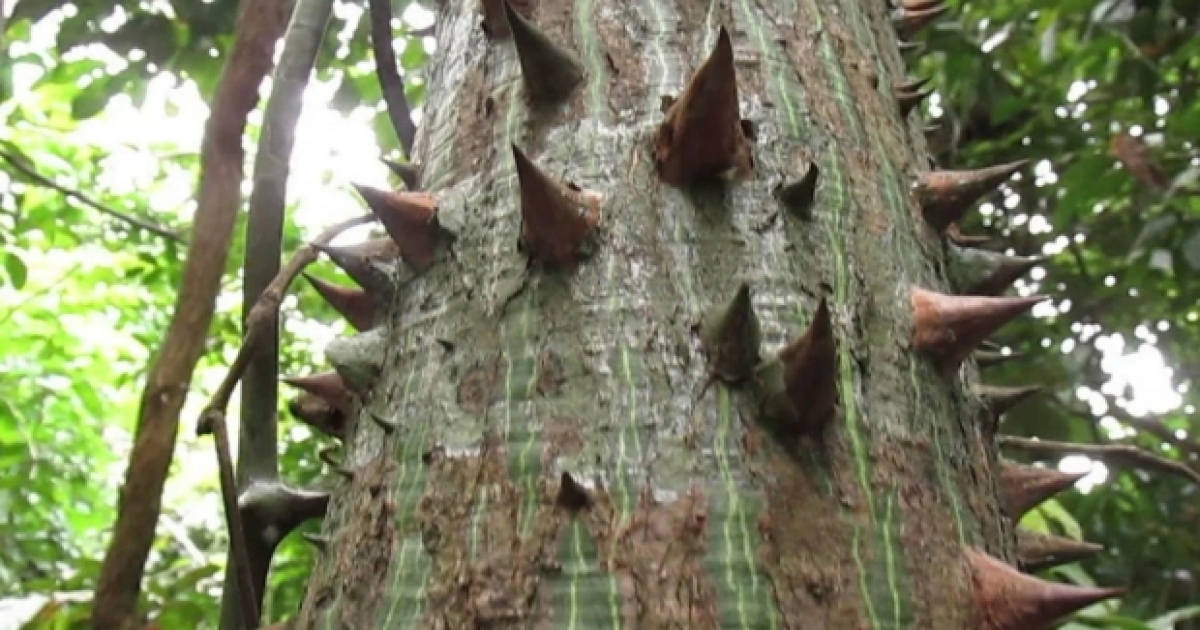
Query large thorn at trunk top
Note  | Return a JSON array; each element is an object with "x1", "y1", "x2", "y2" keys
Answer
[
  {"x1": 512, "y1": 144, "x2": 603, "y2": 269},
  {"x1": 654, "y1": 26, "x2": 754, "y2": 186},
  {"x1": 917, "y1": 160, "x2": 1030, "y2": 233},
  {"x1": 352, "y1": 185, "x2": 451, "y2": 272},
  {"x1": 504, "y1": 0, "x2": 584, "y2": 107},
  {"x1": 966, "y1": 546, "x2": 1125, "y2": 630},
  {"x1": 312, "y1": 238, "x2": 400, "y2": 296},
  {"x1": 910, "y1": 287, "x2": 1046, "y2": 374},
  {"x1": 999, "y1": 460, "x2": 1086, "y2": 521}
]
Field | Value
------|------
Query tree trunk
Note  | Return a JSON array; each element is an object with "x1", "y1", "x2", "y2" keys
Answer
[{"x1": 289, "y1": 0, "x2": 1058, "y2": 627}]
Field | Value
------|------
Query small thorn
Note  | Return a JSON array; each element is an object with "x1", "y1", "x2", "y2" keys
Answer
[
  {"x1": 946, "y1": 224, "x2": 994, "y2": 247},
  {"x1": 436, "y1": 338, "x2": 455, "y2": 353},
  {"x1": 504, "y1": 0, "x2": 584, "y2": 106},
  {"x1": 974, "y1": 349, "x2": 1023, "y2": 368},
  {"x1": 302, "y1": 533, "x2": 331, "y2": 552},
  {"x1": 966, "y1": 546, "x2": 1125, "y2": 630},
  {"x1": 756, "y1": 298, "x2": 838, "y2": 442},
  {"x1": 317, "y1": 444, "x2": 342, "y2": 469},
  {"x1": 352, "y1": 185, "x2": 450, "y2": 272},
  {"x1": 511, "y1": 144, "x2": 603, "y2": 269},
  {"x1": 910, "y1": 287, "x2": 1046, "y2": 375},
  {"x1": 334, "y1": 466, "x2": 356, "y2": 480},
  {"x1": 976, "y1": 384, "x2": 1041, "y2": 417},
  {"x1": 895, "y1": 78, "x2": 933, "y2": 117},
  {"x1": 999, "y1": 461, "x2": 1086, "y2": 521},
  {"x1": 774, "y1": 162, "x2": 820, "y2": 219},
  {"x1": 917, "y1": 160, "x2": 1031, "y2": 232},
  {"x1": 700, "y1": 283, "x2": 762, "y2": 384},
  {"x1": 283, "y1": 372, "x2": 354, "y2": 416},
  {"x1": 302, "y1": 272, "x2": 376, "y2": 332},
  {"x1": 894, "y1": 2, "x2": 949, "y2": 36},
  {"x1": 1015, "y1": 529, "x2": 1104, "y2": 573},
  {"x1": 311, "y1": 238, "x2": 399, "y2": 295},
  {"x1": 556, "y1": 472, "x2": 592, "y2": 511},
  {"x1": 287, "y1": 393, "x2": 347, "y2": 441},
  {"x1": 380, "y1": 158, "x2": 421, "y2": 190},
  {"x1": 654, "y1": 26, "x2": 753, "y2": 186},
  {"x1": 897, "y1": 40, "x2": 925, "y2": 54},
  {"x1": 370, "y1": 411, "x2": 398, "y2": 434}
]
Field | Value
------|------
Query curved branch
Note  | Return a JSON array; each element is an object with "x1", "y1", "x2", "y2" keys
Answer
[
  {"x1": 90, "y1": 2, "x2": 296, "y2": 629},
  {"x1": 999, "y1": 436, "x2": 1200, "y2": 487},
  {"x1": 368, "y1": 0, "x2": 418, "y2": 162}
]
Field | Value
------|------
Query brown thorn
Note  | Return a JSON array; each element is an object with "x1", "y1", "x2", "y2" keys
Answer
[
  {"x1": 966, "y1": 546, "x2": 1125, "y2": 630},
  {"x1": 282, "y1": 372, "x2": 354, "y2": 416},
  {"x1": 917, "y1": 160, "x2": 1031, "y2": 232},
  {"x1": 316, "y1": 444, "x2": 342, "y2": 469},
  {"x1": 311, "y1": 238, "x2": 399, "y2": 295},
  {"x1": 946, "y1": 223, "x2": 995, "y2": 247},
  {"x1": 774, "y1": 162, "x2": 820, "y2": 219},
  {"x1": 968, "y1": 252, "x2": 1045, "y2": 297},
  {"x1": 556, "y1": 472, "x2": 593, "y2": 511},
  {"x1": 511, "y1": 144, "x2": 603, "y2": 269},
  {"x1": 779, "y1": 298, "x2": 838, "y2": 438},
  {"x1": 379, "y1": 157, "x2": 421, "y2": 191},
  {"x1": 1015, "y1": 529, "x2": 1104, "y2": 573},
  {"x1": 370, "y1": 411, "x2": 398, "y2": 434},
  {"x1": 352, "y1": 184, "x2": 449, "y2": 272},
  {"x1": 894, "y1": 2, "x2": 949, "y2": 36},
  {"x1": 654, "y1": 26, "x2": 753, "y2": 186},
  {"x1": 910, "y1": 287, "x2": 1046, "y2": 375},
  {"x1": 286, "y1": 393, "x2": 347, "y2": 441},
  {"x1": 999, "y1": 460, "x2": 1086, "y2": 521},
  {"x1": 976, "y1": 384, "x2": 1041, "y2": 418},
  {"x1": 334, "y1": 466, "x2": 356, "y2": 480},
  {"x1": 503, "y1": 0, "x2": 584, "y2": 107},
  {"x1": 700, "y1": 283, "x2": 762, "y2": 384},
  {"x1": 302, "y1": 272, "x2": 376, "y2": 332},
  {"x1": 895, "y1": 78, "x2": 934, "y2": 117}
]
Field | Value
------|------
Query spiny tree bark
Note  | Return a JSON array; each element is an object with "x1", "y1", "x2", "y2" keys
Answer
[{"x1": 278, "y1": 0, "x2": 1127, "y2": 627}]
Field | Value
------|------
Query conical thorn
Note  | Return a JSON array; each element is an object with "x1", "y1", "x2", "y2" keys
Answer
[
  {"x1": 946, "y1": 224, "x2": 995, "y2": 247},
  {"x1": 282, "y1": 372, "x2": 355, "y2": 416},
  {"x1": 1000, "y1": 460, "x2": 1086, "y2": 521},
  {"x1": 911, "y1": 287, "x2": 1046, "y2": 374},
  {"x1": 654, "y1": 26, "x2": 754, "y2": 186},
  {"x1": 895, "y1": 78, "x2": 933, "y2": 117},
  {"x1": 1015, "y1": 529, "x2": 1104, "y2": 573},
  {"x1": 974, "y1": 349, "x2": 1023, "y2": 368},
  {"x1": 317, "y1": 444, "x2": 342, "y2": 469},
  {"x1": 504, "y1": 0, "x2": 584, "y2": 106},
  {"x1": 352, "y1": 184, "x2": 450, "y2": 272},
  {"x1": 287, "y1": 393, "x2": 347, "y2": 441},
  {"x1": 480, "y1": 0, "x2": 531, "y2": 39},
  {"x1": 774, "y1": 162, "x2": 820, "y2": 219},
  {"x1": 894, "y1": 2, "x2": 949, "y2": 36},
  {"x1": 380, "y1": 158, "x2": 421, "y2": 190},
  {"x1": 370, "y1": 411, "x2": 399, "y2": 434},
  {"x1": 311, "y1": 238, "x2": 399, "y2": 295},
  {"x1": 303, "y1": 272, "x2": 376, "y2": 332},
  {"x1": 972, "y1": 254, "x2": 1045, "y2": 297},
  {"x1": 334, "y1": 466, "x2": 356, "y2": 480},
  {"x1": 917, "y1": 160, "x2": 1031, "y2": 232},
  {"x1": 966, "y1": 546, "x2": 1124, "y2": 630},
  {"x1": 302, "y1": 533, "x2": 331, "y2": 552},
  {"x1": 700, "y1": 283, "x2": 762, "y2": 384},
  {"x1": 977, "y1": 384, "x2": 1041, "y2": 418},
  {"x1": 512, "y1": 144, "x2": 603, "y2": 269},
  {"x1": 756, "y1": 298, "x2": 838, "y2": 442},
  {"x1": 556, "y1": 472, "x2": 592, "y2": 511}
]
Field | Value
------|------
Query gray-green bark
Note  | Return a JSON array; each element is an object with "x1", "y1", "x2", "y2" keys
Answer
[{"x1": 293, "y1": 0, "x2": 1012, "y2": 627}]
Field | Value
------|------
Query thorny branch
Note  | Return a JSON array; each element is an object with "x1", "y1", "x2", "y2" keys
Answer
[
  {"x1": 367, "y1": 0, "x2": 419, "y2": 189},
  {"x1": 999, "y1": 436, "x2": 1200, "y2": 488},
  {"x1": 0, "y1": 149, "x2": 185, "y2": 244}
]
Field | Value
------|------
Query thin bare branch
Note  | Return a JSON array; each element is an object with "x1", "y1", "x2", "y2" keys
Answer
[
  {"x1": 999, "y1": 436, "x2": 1200, "y2": 487},
  {"x1": 0, "y1": 149, "x2": 185, "y2": 244},
  {"x1": 367, "y1": 0, "x2": 418, "y2": 162}
]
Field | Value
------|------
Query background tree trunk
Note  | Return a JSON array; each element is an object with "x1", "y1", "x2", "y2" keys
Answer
[{"x1": 293, "y1": 0, "x2": 1011, "y2": 626}]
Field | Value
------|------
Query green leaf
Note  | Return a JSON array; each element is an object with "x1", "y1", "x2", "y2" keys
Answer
[{"x1": 4, "y1": 251, "x2": 27, "y2": 289}]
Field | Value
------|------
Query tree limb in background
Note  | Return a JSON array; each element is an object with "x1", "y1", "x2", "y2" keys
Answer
[
  {"x1": 999, "y1": 436, "x2": 1200, "y2": 488},
  {"x1": 214, "y1": 1, "x2": 336, "y2": 628},
  {"x1": 90, "y1": 2, "x2": 296, "y2": 629},
  {"x1": 0, "y1": 149, "x2": 185, "y2": 244},
  {"x1": 367, "y1": 0, "x2": 419, "y2": 189}
]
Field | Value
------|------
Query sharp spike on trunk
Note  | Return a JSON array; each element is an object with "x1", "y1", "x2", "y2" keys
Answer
[
  {"x1": 974, "y1": 349, "x2": 1024, "y2": 368},
  {"x1": 1015, "y1": 529, "x2": 1105, "y2": 573},
  {"x1": 774, "y1": 163, "x2": 820, "y2": 219},
  {"x1": 556, "y1": 472, "x2": 592, "y2": 511},
  {"x1": 511, "y1": 144, "x2": 603, "y2": 268},
  {"x1": 700, "y1": 283, "x2": 762, "y2": 384},
  {"x1": 967, "y1": 547, "x2": 1124, "y2": 630},
  {"x1": 480, "y1": 0, "x2": 530, "y2": 39},
  {"x1": 334, "y1": 466, "x2": 356, "y2": 480},
  {"x1": 946, "y1": 223, "x2": 995, "y2": 247},
  {"x1": 282, "y1": 372, "x2": 354, "y2": 416},
  {"x1": 370, "y1": 411, "x2": 398, "y2": 434},
  {"x1": 302, "y1": 272, "x2": 376, "y2": 332},
  {"x1": 503, "y1": 0, "x2": 584, "y2": 106},
  {"x1": 286, "y1": 393, "x2": 347, "y2": 441},
  {"x1": 756, "y1": 298, "x2": 838, "y2": 441},
  {"x1": 896, "y1": 78, "x2": 934, "y2": 117},
  {"x1": 380, "y1": 158, "x2": 421, "y2": 190},
  {"x1": 910, "y1": 287, "x2": 1046, "y2": 374},
  {"x1": 894, "y1": 2, "x2": 949, "y2": 35},
  {"x1": 302, "y1": 533, "x2": 330, "y2": 552},
  {"x1": 311, "y1": 238, "x2": 399, "y2": 295},
  {"x1": 352, "y1": 185, "x2": 450, "y2": 271},
  {"x1": 917, "y1": 160, "x2": 1031, "y2": 232},
  {"x1": 317, "y1": 444, "x2": 342, "y2": 469},
  {"x1": 948, "y1": 244, "x2": 1045, "y2": 297},
  {"x1": 897, "y1": 40, "x2": 926, "y2": 54},
  {"x1": 999, "y1": 460, "x2": 1086, "y2": 521},
  {"x1": 976, "y1": 384, "x2": 1041, "y2": 417},
  {"x1": 654, "y1": 26, "x2": 754, "y2": 186}
]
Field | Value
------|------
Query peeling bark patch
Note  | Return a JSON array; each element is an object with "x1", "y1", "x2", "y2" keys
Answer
[
  {"x1": 607, "y1": 488, "x2": 722, "y2": 628},
  {"x1": 454, "y1": 59, "x2": 496, "y2": 183},
  {"x1": 593, "y1": 11, "x2": 644, "y2": 116}
]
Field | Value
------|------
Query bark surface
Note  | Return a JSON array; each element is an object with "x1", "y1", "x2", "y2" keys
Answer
[{"x1": 295, "y1": 0, "x2": 1012, "y2": 627}]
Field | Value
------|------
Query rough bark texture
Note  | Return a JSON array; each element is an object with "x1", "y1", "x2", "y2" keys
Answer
[{"x1": 294, "y1": 0, "x2": 1013, "y2": 627}]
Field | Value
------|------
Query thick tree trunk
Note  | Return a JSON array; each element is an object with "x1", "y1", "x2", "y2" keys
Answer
[{"x1": 292, "y1": 0, "x2": 1015, "y2": 627}]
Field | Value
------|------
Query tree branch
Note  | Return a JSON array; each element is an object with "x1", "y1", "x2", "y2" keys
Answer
[
  {"x1": 0, "y1": 149, "x2": 185, "y2": 244},
  {"x1": 367, "y1": 0, "x2": 418, "y2": 169},
  {"x1": 89, "y1": 3, "x2": 296, "y2": 630},
  {"x1": 999, "y1": 436, "x2": 1200, "y2": 488}
]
